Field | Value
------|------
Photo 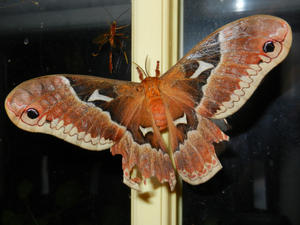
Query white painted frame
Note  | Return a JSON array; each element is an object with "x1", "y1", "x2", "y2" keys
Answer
[{"x1": 131, "y1": 0, "x2": 182, "y2": 225}]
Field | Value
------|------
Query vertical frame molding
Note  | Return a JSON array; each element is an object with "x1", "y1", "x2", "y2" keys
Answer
[{"x1": 131, "y1": 0, "x2": 182, "y2": 225}]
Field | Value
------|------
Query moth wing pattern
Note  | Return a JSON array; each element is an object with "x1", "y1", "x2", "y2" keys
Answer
[
  {"x1": 160, "y1": 15, "x2": 292, "y2": 184},
  {"x1": 5, "y1": 74, "x2": 176, "y2": 190},
  {"x1": 4, "y1": 15, "x2": 292, "y2": 191},
  {"x1": 162, "y1": 15, "x2": 292, "y2": 119}
]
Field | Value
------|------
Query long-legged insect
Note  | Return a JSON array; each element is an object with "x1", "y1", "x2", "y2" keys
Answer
[{"x1": 92, "y1": 20, "x2": 129, "y2": 74}]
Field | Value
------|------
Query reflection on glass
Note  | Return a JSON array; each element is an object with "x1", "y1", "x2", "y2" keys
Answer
[
  {"x1": 0, "y1": 1, "x2": 131, "y2": 225},
  {"x1": 235, "y1": 0, "x2": 245, "y2": 12}
]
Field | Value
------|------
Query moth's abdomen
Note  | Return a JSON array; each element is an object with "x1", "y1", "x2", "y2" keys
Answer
[
  {"x1": 142, "y1": 77, "x2": 168, "y2": 131},
  {"x1": 149, "y1": 97, "x2": 167, "y2": 131}
]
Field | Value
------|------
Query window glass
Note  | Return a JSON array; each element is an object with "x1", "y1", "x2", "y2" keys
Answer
[
  {"x1": 183, "y1": 1, "x2": 300, "y2": 225},
  {"x1": 0, "y1": 1, "x2": 131, "y2": 225}
]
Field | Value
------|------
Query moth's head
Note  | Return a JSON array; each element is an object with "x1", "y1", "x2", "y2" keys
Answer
[
  {"x1": 5, "y1": 76, "x2": 61, "y2": 132},
  {"x1": 134, "y1": 59, "x2": 161, "y2": 81}
]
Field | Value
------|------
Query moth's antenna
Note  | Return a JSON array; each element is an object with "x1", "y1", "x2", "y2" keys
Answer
[
  {"x1": 133, "y1": 61, "x2": 146, "y2": 81},
  {"x1": 155, "y1": 60, "x2": 160, "y2": 77},
  {"x1": 144, "y1": 56, "x2": 150, "y2": 77}
]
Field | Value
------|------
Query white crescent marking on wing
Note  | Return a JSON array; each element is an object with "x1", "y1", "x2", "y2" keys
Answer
[
  {"x1": 88, "y1": 89, "x2": 113, "y2": 102},
  {"x1": 173, "y1": 113, "x2": 187, "y2": 126},
  {"x1": 139, "y1": 126, "x2": 154, "y2": 137},
  {"x1": 190, "y1": 61, "x2": 214, "y2": 79}
]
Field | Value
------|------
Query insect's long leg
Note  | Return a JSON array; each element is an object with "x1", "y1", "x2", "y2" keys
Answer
[
  {"x1": 115, "y1": 33, "x2": 128, "y2": 37},
  {"x1": 92, "y1": 43, "x2": 105, "y2": 57},
  {"x1": 109, "y1": 50, "x2": 113, "y2": 74},
  {"x1": 117, "y1": 39, "x2": 128, "y2": 64},
  {"x1": 116, "y1": 24, "x2": 129, "y2": 30},
  {"x1": 123, "y1": 51, "x2": 128, "y2": 64},
  {"x1": 92, "y1": 34, "x2": 109, "y2": 56}
]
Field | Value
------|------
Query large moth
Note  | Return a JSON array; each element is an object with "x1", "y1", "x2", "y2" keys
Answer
[{"x1": 4, "y1": 15, "x2": 292, "y2": 191}]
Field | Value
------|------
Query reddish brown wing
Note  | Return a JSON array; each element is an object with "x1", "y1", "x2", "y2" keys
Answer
[
  {"x1": 160, "y1": 15, "x2": 292, "y2": 184},
  {"x1": 162, "y1": 15, "x2": 292, "y2": 119},
  {"x1": 5, "y1": 75, "x2": 175, "y2": 191},
  {"x1": 159, "y1": 78, "x2": 228, "y2": 185}
]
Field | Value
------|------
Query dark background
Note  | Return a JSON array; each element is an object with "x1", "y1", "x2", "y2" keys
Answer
[
  {"x1": 183, "y1": 1, "x2": 300, "y2": 225},
  {"x1": 0, "y1": 1, "x2": 131, "y2": 225}
]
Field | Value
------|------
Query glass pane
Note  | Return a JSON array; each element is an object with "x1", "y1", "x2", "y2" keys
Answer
[
  {"x1": 183, "y1": 1, "x2": 300, "y2": 225},
  {"x1": 0, "y1": 1, "x2": 131, "y2": 225}
]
